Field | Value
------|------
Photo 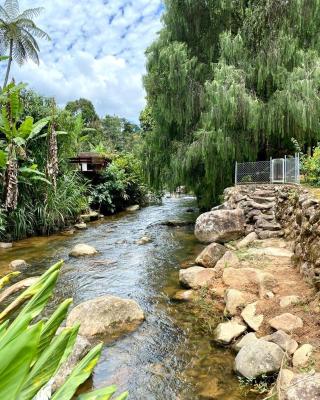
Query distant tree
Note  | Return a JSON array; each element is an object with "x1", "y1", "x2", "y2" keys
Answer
[
  {"x1": 65, "y1": 98, "x2": 99, "y2": 125},
  {"x1": 0, "y1": 0, "x2": 50, "y2": 88},
  {"x1": 139, "y1": 106, "x2": 155, "y2": 133}
]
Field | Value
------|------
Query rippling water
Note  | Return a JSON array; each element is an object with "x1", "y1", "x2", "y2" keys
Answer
[{"x1": 0, "y1": 197, "x2": 259, "y2": 400}]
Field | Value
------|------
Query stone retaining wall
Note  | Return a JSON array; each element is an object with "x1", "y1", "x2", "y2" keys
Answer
[{"x1": 223, "y1": 184, "x2": 320, "y2": 286}]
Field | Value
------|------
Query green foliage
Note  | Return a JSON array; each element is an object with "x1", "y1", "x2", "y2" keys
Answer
[
  {"x1": 144, "y1": 0, "x2": 320, "y2": 208},
  {"x1": 65, "y1": 98, "x2": 99, "y2": 126},
  {"x1": 0, "y1": 261, "x2": 128, "y2": 399},
  {"x1": 301, "y1": 146, "x2": 320, "y2": 186},
  {"x1": 89, "y1": 153, "x2": 147, "y2": 214}
]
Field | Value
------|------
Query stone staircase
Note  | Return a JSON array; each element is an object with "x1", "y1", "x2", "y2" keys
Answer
[{"x1": 224, "y1": 185, "x2": 284, "y2": 240}]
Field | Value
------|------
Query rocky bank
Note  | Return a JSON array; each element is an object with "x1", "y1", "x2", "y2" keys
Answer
[{"x1": 176, "y1": 184, "x2": 320, "y2": 399}]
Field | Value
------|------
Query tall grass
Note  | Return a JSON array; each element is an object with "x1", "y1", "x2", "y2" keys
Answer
[{"x1": 3, "y1": 173, "x2": 88, "y2": 240}]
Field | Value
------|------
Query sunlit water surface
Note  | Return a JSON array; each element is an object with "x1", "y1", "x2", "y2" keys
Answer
[{"x1": 0, "y1": 197, "x2": 259, "y2": 400}]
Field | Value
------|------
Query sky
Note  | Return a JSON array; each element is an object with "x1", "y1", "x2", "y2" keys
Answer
[{"x1": 10, "y1": 0, "x2": 164, "y2": 123}]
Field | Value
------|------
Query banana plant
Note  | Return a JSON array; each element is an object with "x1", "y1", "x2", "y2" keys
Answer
[
  {"x1": 0, "y1": 83, "x2": 51, "y2": 210},
  {"x1": 0, "y1": 261, "x2": 128, "y2": 400}
]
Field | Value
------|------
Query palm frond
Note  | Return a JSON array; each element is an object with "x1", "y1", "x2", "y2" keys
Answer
[
  {"x1": 4, "y1": 0, "x2": 19, "y2": 18},
  {"x1": 16, "y1": 7, "x2": 44, "y2": 21}
]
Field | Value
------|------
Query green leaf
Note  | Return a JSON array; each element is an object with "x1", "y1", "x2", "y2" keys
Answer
[
  {"x1": 0, "y1": 322, "x2": 42, "y2": 400},
  {"x1": 0, "y1": 149, "x2": 8, "y2": 168},
  {"x1": 18, "y1": 116, "x2": 34, "y2": 138},
  {"x1": 28, "y1": 117, "x2": 51, "y2": 140},
  {"x1": 0, "y1": 321, "x2": 9, "y2": 340},
  {"x1": 51, "y1": 343, "x2": 104, "y2": 400},
  {"x1": 37, "y1": 298, "x2": 73, "y2": 356},
  {"x1": 0, "y1": 261, "x2": 63, "y2": 322},
  {"x1": 77, "y1": 385, "x2": 117, "y2": 400},
  {"x1": 19, "y1": 325, "x2": 80, "y2": 400},
  {"x1": 0, "y1": 272, "x2": 21, "y2": 289},
  {"x1": 13, "y1": 137, "x2": 26, "y2": 146},
  {"x1": 114, "y1": 393, "x2": 129, "y2": 400}
]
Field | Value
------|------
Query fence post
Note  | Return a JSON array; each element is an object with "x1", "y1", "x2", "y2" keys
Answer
[
  {"x1": 284, "y1": 155, "x2": 287, "y2": 184},
  {"x1": 296, "y1": 152, "x2": 300, "y2": 184},
  {"x1": 270, "y1": 157, "x2": 273, "y2": 183},
  {"x1": 235, "y1": 161, "x2": 238, "y2": 186}
]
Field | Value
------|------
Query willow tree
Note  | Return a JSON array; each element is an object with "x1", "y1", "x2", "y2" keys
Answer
[{"x1": 143, "y1": 0, "x2": 320, "y2": 208}]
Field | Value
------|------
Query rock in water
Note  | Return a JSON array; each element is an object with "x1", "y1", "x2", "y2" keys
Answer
[
  {"x1": 126, "y1": 205, "x2": 140, "y2": 212},
  {"x1": 195, "y1": 209, "x2": 245, "y2": 243},
  {"x1": 9, "y1": 259, "x2": 28, "y2": 270},
  {"x1": 234, "y1": 340, "x2": 284, "y2": 379},
  {"x1": 195, "y1": 242, "x2": 226, "y2": 268},
  {"x1": 66, "y1": 295, "x2": 145, "y2": 337},
  {"x1": 69, "y1": 244, "x2": 97, "y2": 257},
  {"x1": 179, "y1": 266, "x2": 215, "y2": 289}
]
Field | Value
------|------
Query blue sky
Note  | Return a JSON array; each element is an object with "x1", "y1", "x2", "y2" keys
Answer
[{"x1": 11, "y1": 0, "x2": 163, "y2": 122}]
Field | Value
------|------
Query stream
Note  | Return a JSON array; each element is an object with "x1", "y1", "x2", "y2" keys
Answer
[{"x1": 0, "y1": 196, "x2": 258, "y2": 400}]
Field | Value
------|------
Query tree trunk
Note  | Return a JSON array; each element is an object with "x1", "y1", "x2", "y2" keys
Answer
[
  {"x1": 4, "y1": 145, "x2": 18, "y2": 211},
  {"x1": 3, "y1": 40, "x2": 13, "y2": 89},
  {"x1": 47, "y1": 102, "x2": 59, "y2": 190}
]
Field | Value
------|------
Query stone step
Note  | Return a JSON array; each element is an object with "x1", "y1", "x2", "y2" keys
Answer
[
  {"x1": 253, "y1": 214, "x2": 275, "y2": 222},
  {"x1": 251, "y1": 196, "x2": 276, "y2": 204},
  {"x1": 257, "y1": 230, "x2": 284, "y2": 240},
  {"x1": 256, "y1": 220, "x2": 282, "y2": 231}
]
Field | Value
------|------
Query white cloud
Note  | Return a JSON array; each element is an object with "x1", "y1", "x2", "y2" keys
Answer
[{"x1": 8, "y1": 0, "x2": 163, "y2": 122}]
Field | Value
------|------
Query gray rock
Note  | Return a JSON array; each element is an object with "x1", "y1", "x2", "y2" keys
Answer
[
  {"x1": 241, "y1": 302, "x2": 263, "y2": 332},
  {"x1": 214, "y1": 319, "x2": 247, "y2": 345},
  {"x1": 74, "y1": 222, "x2": 87, "y2": 230},
  {"x1": 66, "y1": 295, "x2": 145, "y2": 337},
  {"x1": 234, "y1": 340, "x2": 284, "y2": 379},
  {"x1": 263, "y1": 330, "x2": 298, "y2": 355},
  {"x1": 0, "y1": 242, "x2": 13, "y2": 249},
  {"x1": 236, "y1": 232, "x2": 258, "y2": 249},
  {"x1": 284, "y1": 372, "x2": 320, "y2": 400},
  {"x1": 280, "y1": 295, "x2": 301, "y2": 308},
  {"x1": 69, "y1": 243, "x2": 97, "y2": 257},
  {"x1": 179, "y1": 266, "x2": 215, "y2": 289},
  {"x1": 225, "y1": 289, "x2": 252, "y2": 316},
  {"x1": 126, "y1": 205, "x2": 140, "y2": 212},
  {"x1": 233, "y1": 332, "x2": 259, "y2": 352},
  {"x1": 195, "y1": 243, "x2": 226, "y2": 268},
  {"x1": 195, "y1": 209, "x2": 245, "y2": 243},
  {"x1": 9, "y1": 259, "x2": 28, "y2": 270},
  {"x1": 269, "y1": 313, "x2": 303, "y2": 333},
  {"x1": 292, "y1": 344, "x2": 313, "y2": 367}
]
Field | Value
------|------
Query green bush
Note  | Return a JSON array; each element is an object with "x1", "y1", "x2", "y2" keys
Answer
[{"x1": 89, "y1": 154, "x2": 147, "y2": 214}]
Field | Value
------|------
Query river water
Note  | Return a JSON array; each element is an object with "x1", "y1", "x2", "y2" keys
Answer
[{"x1": 0, "y1": 197, "x2": 258, "y2": 400}]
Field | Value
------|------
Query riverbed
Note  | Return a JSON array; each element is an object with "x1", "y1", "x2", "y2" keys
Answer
[{"x1": 0, "y1": 196, "x2": 258, "y2": 399}]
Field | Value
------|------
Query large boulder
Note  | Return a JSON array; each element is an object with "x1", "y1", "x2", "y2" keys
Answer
[
  {"x1": 195, "y1": 208, "x2": 245, "y2": 243},
  {"x1": 179, "y1": 266, "x2": 215, "y2": 289},
  {"x1": 195, "y1": 243, "x2": 226, "y2": 268},
  {"x1": 69, "y1": 244, "x2": 97, "y2": 257},
  {"x1": 233, "y1": 332, "x2": 259, "y2": 352},
  {"x1": 284, "y1": 373, "x2": 320, "y2": 400},
  {"x1": 66, "y1": 295, "x2": 145, "y2": 337},
  {"x1": 234, "y1": 340, "x2": 284, "y2": 379},
  {"x1": 214, "y1": 319, "x2": 246, "y2": 345}
]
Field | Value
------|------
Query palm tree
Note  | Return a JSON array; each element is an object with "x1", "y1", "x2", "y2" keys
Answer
[{"x1": 0, "y1": 0, "x2": 50, "y2": 88}]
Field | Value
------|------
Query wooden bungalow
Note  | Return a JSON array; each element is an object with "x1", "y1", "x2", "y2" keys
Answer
[{"x1": 69, "y1": 152, "x2": 111, "y2": 173}]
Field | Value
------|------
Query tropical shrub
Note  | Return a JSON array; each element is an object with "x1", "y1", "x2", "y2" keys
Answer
[
  {"x1": 0, "y1": 261, "x2": 128, "y2": 400},
  {"x1": 89, "y1": 154, "x2": 147, "y2": 214}
]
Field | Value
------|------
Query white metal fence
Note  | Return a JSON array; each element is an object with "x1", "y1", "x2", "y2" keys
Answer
[{"x1": 235, "y1": 154, "x2": 300, "y2": 185}]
